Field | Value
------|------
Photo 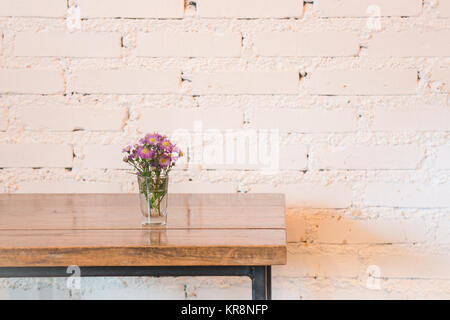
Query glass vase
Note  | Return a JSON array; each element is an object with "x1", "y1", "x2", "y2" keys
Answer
[{"x1": 137, "y1": 174, "x2": 169, "y2": 226}]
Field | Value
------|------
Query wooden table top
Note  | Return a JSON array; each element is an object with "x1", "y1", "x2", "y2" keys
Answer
[{"x1": 0, "y1": 194, "x2": 286, "y2": 267}]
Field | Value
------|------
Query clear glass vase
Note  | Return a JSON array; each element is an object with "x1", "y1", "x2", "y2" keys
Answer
[{"x1": 137, "y1": 174, "x2": 169, "y2": 226}]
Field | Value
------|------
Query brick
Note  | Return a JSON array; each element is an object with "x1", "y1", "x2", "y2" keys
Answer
[
  {"x1": 435, "y1": 146, "x2": 450, "y2": 170},
  {"x1": 16, "y1": 181, "x2": 122, "y2": 193},
  {"x1": 191, "y1": 72, "x2": 299, "y2": 95},
  {"x1": 251, "y1": 109, "x2": 357, "y2": 133},
  {"x1": 368, "y1": 32, "x2": 450, "y2": 57},
  {"x1": 365, "y1": 254, "x2": 450, "y2": 279},
  {"x1": 250, "y1": 184, "x2": 352, "y2": 208},
  {"x1": 373, "y1": 107, "x2": 450, "y2": 131},
  {"x1": 363, "y1": 183, "x2": 450, "y2": 208},
  {"x1": 140, "y1": 108, "x2": 242, "y2": 131},
  {"x1": 137, "y1": 32, "x2": 241, "y2": 57},
  {"x1": 315, "y1": 145, "x2": 425, "y2": 170},
  {"x1": 0, "y1": 0, "x2": 67, "y2": 17},
  {"x1": 71, "y1": 70, "x2": 180, "y2": 94},
  {"x1": 168, "y1": 182, "x2": 236, "y2": 193},
  {"x1": 286, "y1": 213, "x2": 306, "y2": 243},
  {"x1": 279, "y1": 145, "x2": 308, "y2": 170},
  {"x1": 430, "y1": 68, "x2": 450, "y2": 93},
  {"x1": 197, "y1": 0, "x2": 303, "y2": 18},
  {"x1": 438, "y1": 0, "x2": 450, "y2": 17},
  {"x1": 83, "y1": 145, "x2": 127, "y2": 169},
  {"x1": 201, "y1": 142, "x2": 308, "y2": 171},
  {"x1": 14, "y1": 32, "x2": 121, "y2": 58},
  {"x1": 0, "y1": 69, "x2": 64, "y2": 94},
  {"x1": 18, "y1": 107, "x2": 128, "y2": 131},
  {"x1": 274, "y1": 250, "x2": 362, "y2": 277},
  {"x1": 0, "y1": 144, "x2": 73, "y2": 168},
  {"x1": 316, "y1": 218, "x2": 427, "y2": 244},
  {"x1": 308, "y1": 70, "x2": 417, "y2": 95},
  {"x1": 254, "y1": 32, "x2": 359, "y2": 57},
  {"x1": 436, "y1": 217, "x2": 450, "y2": 243},
  {"x1": 188, "y1": 284, "x2": 250, "y2": 300},
  {"x1": 315, "y1": 0, "x2": 422, "y2": 17},
  {"x1": 78, "y1": 0, "x2": 184, "y2": 18},
  {"x1": 0, "y1": 107, "x2": 7, "y2": 131}
]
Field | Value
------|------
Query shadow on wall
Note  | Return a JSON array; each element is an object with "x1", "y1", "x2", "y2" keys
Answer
[{"x1": 274, "y1": 208, "x2": 446, "y2": 298}]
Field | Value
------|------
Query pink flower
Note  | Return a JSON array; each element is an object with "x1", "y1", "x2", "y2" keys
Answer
[
  {"x1": 137, "y1": 147, "x2": 153, "y2": 159},
  {"x1": 122, "y1": 145, "x2": 132, "y2": 153},
  {"x1": 159, "y1": 156, "x2": 171, "y2": 168},
  {"x1": 122, "y1": 133, "x2": 183, "y2": 174}
]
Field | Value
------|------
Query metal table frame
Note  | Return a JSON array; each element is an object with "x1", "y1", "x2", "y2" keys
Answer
[{"x1": 0, "y1": 265, "x2": 272, "y2": 300}]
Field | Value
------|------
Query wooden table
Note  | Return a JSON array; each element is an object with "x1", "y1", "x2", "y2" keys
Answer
[{"x1": 0, "y1": 193, "x2": 286, "y2": 300}]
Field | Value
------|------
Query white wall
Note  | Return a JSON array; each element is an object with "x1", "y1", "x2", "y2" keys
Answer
[{"x1": 0, "y1": 0, "x2": 449, "y2": 299}]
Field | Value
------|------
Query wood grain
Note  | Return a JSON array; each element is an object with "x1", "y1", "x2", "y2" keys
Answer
[
  {"x1": 0, "y1": 194, "x2": 286, "y2": 267},
  {"x1": 0, "y1": 193, "x2": 285, "y2": 230}
]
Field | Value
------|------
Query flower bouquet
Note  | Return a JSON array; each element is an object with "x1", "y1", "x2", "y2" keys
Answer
[{"x1": 122, "y1": 133, "x2": 183, "y2": 226}]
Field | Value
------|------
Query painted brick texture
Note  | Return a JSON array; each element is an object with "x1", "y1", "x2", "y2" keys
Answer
[
  {"x1": 315, "y1": 0, "x2": 422, "y2": 17},
  {"x1": 0, "y1": 0, "x2": 67, "y2": 17},
  {"x1": 78, "y1": 0, "x2": 184, "y2": 18},
  {"x1": 137, "y1": 33, "x2": 242, "y2": 57},
  {"x1": 14, "y1": 32, "x2": 122, "y2": 58},
  {"x1": 197, "y1": 0, "x2": 303, "y2": 18},
  {"x1": 0, "y1": 69, "x2": 64, "y2": 94},
  {"x1": 0, "y1": 0, "x2": 449, "y2": 300}
]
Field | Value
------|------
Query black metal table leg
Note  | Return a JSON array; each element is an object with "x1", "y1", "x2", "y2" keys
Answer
[
  {"x1": 251, "y1": 266, "x2": 271, "y2": 300},
  {"x1": 0, "y1": 266, "x2": 272, "y2": 300},
  {"x1": 266, "y1": 265, "x2": 272, "y2": 300}
]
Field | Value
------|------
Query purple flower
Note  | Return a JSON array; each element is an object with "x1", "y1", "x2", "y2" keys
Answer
[
  {"x1": 159, "y1": 156, "x2": 171, "y2": 168},
  {"x1": 122, "y1": 145, "x2": 132, "y2": 153},
  {"x1": 137, "y1": 147, "x2": 153, "y2": 159},
  {"x1": 123, "y1": 133, "x2": 183, "y2": 173}
]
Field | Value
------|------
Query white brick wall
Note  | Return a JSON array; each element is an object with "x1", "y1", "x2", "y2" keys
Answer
[
  {"x1": 0, "y1": 107, "x2": 7, "y2": 131},
  {"x1": 438, "y1": 0, "x2": 450, "y2": 17},
  {"x1": 0, "y1": 0, "x2": 67, "y2": 17},
  {"x1": 251, "y1": 109, "x2": 357, "y2": 133},
  {"x1": 307, "y1": 70, "x2": 418, "y2": 95},
  {"x1": 82, "y1": 145, "x2": 127, "y2": 169},
  {"x1": 191, "y1": 72, "x2": 299, "y2": 94},
  {"x1": 431, "y1": 68, "x2": 450, "y2": 93},
  {"x1": 18, "y1": 107, "x2": 128, "y2": 131},
  {"x1": 314, "y1": 145, "x2": 425, "y2": 170},
  {"x1": 372, "y1": 107, "x2": 450, "y2": 131},
  {"x1": 435, "y1": 146, "x2": 450, "y2": 169},
  {"x1": 315, "y1": 0, "x2": 422, "y2": 17},
  {"x1": 139, "y1": 107, "x2": 242, "y2": 131},
  {"x1": 70, "y1": 70, "x2": 180, "y2": 94},
  {"x1": 14, "y1": 32, "x2": 122, "y2": 58},
  {"x1": 363, "y1": 183, "x2": 450, "y2": 208},
  {"x1": 0, "y1": 144, "x2": 73, "y2": 167},
  {"x1": 316, "y1": 218, "x2": 427, "y2": 244},
  {"x1": 250, "y1": 184, "x2": 352, "y2": 209},
  {"x1": 78, "y1": 0, "x2": 184, "y2": 18},
  {"x1": 0, "y1": 0, "x2": 449, "y2": 300},
  {"x1": 367, "y1": 31, "x2": 450, "y2": 57},
  {"x1": 197, "y1": 0, "x2": 303, "y2": 18},
  {"x1": 253, "y1": 32, "x2": 359, "y2": 57},
  {"x1": 0, "y1": 69, "x2": 64, "y2": 94},
  {"x1": 137, "y1": 32, "x2": 242, "y2": 57}
]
